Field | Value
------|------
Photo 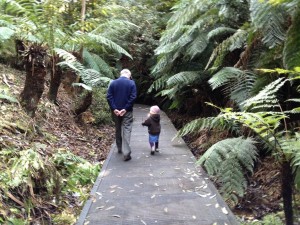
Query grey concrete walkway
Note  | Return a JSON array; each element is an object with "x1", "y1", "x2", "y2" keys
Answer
[{"x1": 76, "y1": 104, "x2": 239, "y2": 225}]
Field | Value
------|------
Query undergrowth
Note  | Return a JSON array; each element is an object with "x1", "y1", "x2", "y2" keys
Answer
[{"x1": 0, "y1": 64, "x2": 109, "y2": 224}]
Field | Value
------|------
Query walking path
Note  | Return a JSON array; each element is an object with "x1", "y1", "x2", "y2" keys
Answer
[{"x1": 76, "y1": 104, "x2": 239, "y2": 225}]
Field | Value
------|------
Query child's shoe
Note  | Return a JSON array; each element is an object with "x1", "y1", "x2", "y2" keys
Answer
[{"x1": 151, "y1": 145, "x2": 155, "y2": 155}]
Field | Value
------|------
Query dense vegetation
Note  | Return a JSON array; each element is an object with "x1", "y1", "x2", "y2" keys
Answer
[{"x1": 1, "y1": 0, "x2": 300, "y2": 224}]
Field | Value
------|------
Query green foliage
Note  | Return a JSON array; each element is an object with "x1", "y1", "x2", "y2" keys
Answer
[
  {"x1": 240, "y1": 77, "x2": 288, "y2": 111},
  {"x1": 250, "y1": 0, "x2": 288, "y2": 48},
  {"x1": 242, "y1": 213, "x2": 284, "y2": 224},
  {"x1": 150, "y1": 0, "x2": 251, "y2": 111},
  {"x1": 283, "y1": 6, "x2": 300, "y2": 70},
  {"x1": 3, "y1": 145, "x2": 59, "y2": 193},
  {"x1": 52, "y1": 150, "x2": 100, "y2": 190},
  {"x1": 51, "y1": 210, "x2": 77, "y2": 225},
  {"x1": 55, "y1": 48, "x2": 113, "y2": 89},
  {"x1": 207, "y1": 27, "x2": 237, "y2": 41},
  {"x1": 167, "y1": 71, "x2": 202, "y2": 87},
  {"x1": 205, "y1": 29, "x2": 248, "y2": 70},
  {"x1": 85, "y1": 33, "x2": 132, "y2": 60},
  {"x1": 208, "y1": 67, "x2": 256, "y2": 105},
  {"x1": 0, "y1": 144, "x2": 100, "y2": 223},
  {"x1": 83, "y1": 49, "x2": 115, "y2": 79},
  {"x1": 177, "y1": 76, "x2": 291, "y2": 207},
  {"x1": 198, "y1": 137, "x2": 258, "y2": 205},
  {"x1": 0, "y1": 27, "x2": 14, "y2": 41},
  {"x1": 90, "y1": 87, "x2": 113, "y2": 125},
  {"x1": 177, "y1": 114, "x2": 240, "y2": 137},
  {"x1": 0, "y1": 86, "x2": 18, "y2": 103}
]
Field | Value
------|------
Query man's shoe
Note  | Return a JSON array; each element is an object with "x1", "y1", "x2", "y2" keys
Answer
[
  {"x1": 155, "y1": 148, "x2": 159, "y2": 152},
  {"x1": 124, "y1": 155, "x2": 132, "y2": 161},
  {"x1": 118, "y1": 150, "x2": 122, "y2": 154}
]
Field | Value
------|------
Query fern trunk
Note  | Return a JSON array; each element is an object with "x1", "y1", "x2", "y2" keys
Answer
[
  {"x1": 74, "y1": 91, "x2": 93, "y2": 115},
  {"x1": 20, "y1": 44, "x2": 47, "y2": 117},
  {"x1": 48, "y1": 61, "x2": 62, "y2": 103},
  {"x1": 281, "y1": 160, "x2": 294, "y2": 225}
]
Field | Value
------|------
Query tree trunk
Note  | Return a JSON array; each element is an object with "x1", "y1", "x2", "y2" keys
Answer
[
  {"x1": 20, "y1": 44, "x2": 48, "y2": 117},
  {"x1": 281, "y1": 160, "x2": 294, "y2": 225},
  {"x1": 48, "y1": 56, "x2": 62, "y2": 103},
  {"x1": 81, "y1": 0, "x2": 86, "y2": 25},
  {"x1": 74, "y1": 91, "x2": 92, "y2": 115}
]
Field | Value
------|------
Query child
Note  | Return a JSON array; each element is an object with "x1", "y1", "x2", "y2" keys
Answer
[{"x1": 142, "y1": 105, "x2": 161, "y2": 155}]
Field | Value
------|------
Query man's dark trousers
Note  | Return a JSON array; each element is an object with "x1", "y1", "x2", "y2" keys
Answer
[{"x1": 113, "y1": 111, "x2": 133, "y2": 157}]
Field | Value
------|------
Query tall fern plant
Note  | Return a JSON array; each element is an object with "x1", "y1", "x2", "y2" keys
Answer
[
  {"x1": 178, "y1": 76, "x2": 300, "y2": 224},
  {"x1": 150, "y1": 0, "x2": 251, "y2": 111}
]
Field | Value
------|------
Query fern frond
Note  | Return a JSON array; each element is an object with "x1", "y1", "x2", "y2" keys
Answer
[
  {"x1": 54, "y1": 48, "x2": 77, "y2": 62},
  {"x1": 2, "y1": 0, "x2": 27, "y2": 15},
  {"x1": 197, "y1": 137, "x2": 258, "y2": 205},
  {"x1": 0, "y1": 27, "x2": 15, "y2": 40},
  {"x1": 155, "y1": 26, "x2": 193, "y2": 55},
  {"x1": 283, "y1": 7, "x2": 300, "y2": 70},
  {"x1": 93, "y1": 19, "x2": 139, "y2": 34},
  {"x1": 209, "y1": 67, "x2": 256, "y2": 105},
  {"x1": 177, "y1": 115, "x2": 238, "y2": 137},
  {"x1": 167, "y1": 0, "x2": 204, "y2": 29},
  {"x1": 159, "y1": 87, "x2": 177, "y2": 99},
  {"x1": 205, "y1": 29, "x2": 248, "y2": 70},
  {"x1": 185, "y1": 34, "x2": 208, "y2": 59},
  {"x1": 151, "y1": 55, "x2": 173, "y2": 77},
  {"x1": 250, "y1": 0, "x2": 288, "y2": 48},
  {"x1": 220, "y1": 111, "x2": 286, "y2": 145},
  {"x1": 166, "y1": 71, "x2": 200, "y2": 87},
  {"x1": 80, "y1": 69, "x2": 112, "y2": 87},
  {"x1": 86, "y1": 33, "x2": 132, "y2": 59},
  {"x1": 240, "y1": 77, "x2": 288, "y2": 111},
  {"x1": 82, "y1": 49, "x2": 114, "y2": 79},
  {"x1": 207, "y1": 27, "x2": 237, "y2": 41},
  {"x1": 148, "y1": 75, "x2": 168, "y2": 92},
  {"x1": 0, "y1": 93, "x2": 18, "y2": 103}
]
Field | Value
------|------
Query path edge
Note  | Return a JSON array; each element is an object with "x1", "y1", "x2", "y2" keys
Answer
[{"x1": 75, "y1": 143, "x2": 115, "y2": 225}]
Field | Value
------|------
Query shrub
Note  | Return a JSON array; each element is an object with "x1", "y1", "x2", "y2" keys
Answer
[{"x1": 90, "y1": 87, "x2": 113, "y2": 125}]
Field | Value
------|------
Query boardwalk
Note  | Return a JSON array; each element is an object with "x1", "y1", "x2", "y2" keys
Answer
[{"x1": 76, "y1": 105, "x2": 239, "y2": 225}]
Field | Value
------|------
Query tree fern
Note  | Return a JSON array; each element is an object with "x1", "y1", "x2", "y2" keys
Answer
[
  {"x1": 209, "y1": 67, "x2": 256, "y2": 105},
  {"x1": 167, "y1": 0, "x2": 210, "y2": 29},
  {"x1": 207, "y1": 27, "x2": 237, "y2": 41},
  {"x1": 151, "y1": 55, "x2": 173, "y2": 77},
  {"x1": 283, "y1": 6, "x2": 300, "y2": 70},
  {"x1": 82, "y1": 49, "x2": 114, "y2": 79},
  {"x1": 80, "y1": 69, "x2": 112, "y2": 87},
  {"x1": 148, "y1": 74, "x2": 169, "y2": 92},
  {"x1": 159, "y1": 87, "x2": 177, "y2": 99},
  {"x1": 250, "y1": 0, "x2": 288, "y2": 48},
  {"x1": 85, "y1": 33, "x2": 132, "y2": 60},
  {"x1": 166, "y1": 71, "x2": 200, "y2": 87},
  {"x1": 185, "y1": 33, "x2": 208, "y2": 59},
  {"x1": 241, "y1": 77, "x2": 288, "y2": 111},
  {"x1": 197, "y1": 137, "x2": 258, "y2": 205},
  {"x1": 55, "y1": 48, "x2": 112, "y2": 88},
  {"x1": 54, "y1": 48, "x2": 77, "y2": 62},
  {"x1": 0, "y1": 27, "x2": 14, "y2": 40},
  {"x1": 205, "y1": 29, "x2": 248, "y2": 70},
  {"x1": 155, "y1": 28, "x2": 193, "y2": 55},
  {"x1": 177, "y1": 115, "x2": 239, "y2": 137}
]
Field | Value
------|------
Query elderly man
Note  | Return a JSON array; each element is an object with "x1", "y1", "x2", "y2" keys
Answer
[{"x1": 106, "y1": 69, "x2": 137, "y2": 161}]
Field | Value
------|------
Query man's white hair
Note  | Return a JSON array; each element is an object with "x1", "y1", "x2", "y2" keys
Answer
[{"x1": 120, "y1": 69, "x2": 131, "y2": 78}]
